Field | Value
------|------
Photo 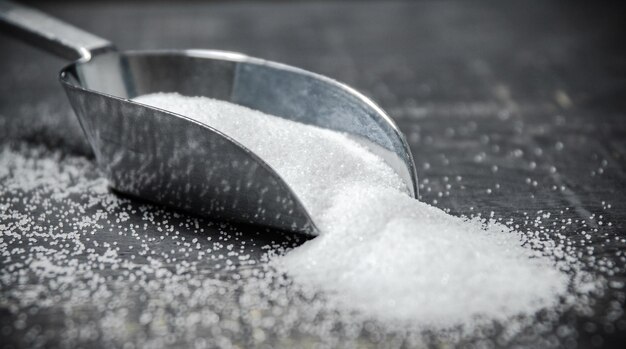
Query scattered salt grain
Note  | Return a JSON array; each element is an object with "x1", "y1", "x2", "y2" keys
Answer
[{"x1": 0, "y1": 93, "x2": 611, "y2": 348}]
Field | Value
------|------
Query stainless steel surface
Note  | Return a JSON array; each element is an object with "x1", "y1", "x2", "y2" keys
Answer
[
  {"x1": 0, "y1": 1, "x2": 418, "y2": 235},
  {"x1": 0, "y1": 1, "x2": 113, "y2": 60}
]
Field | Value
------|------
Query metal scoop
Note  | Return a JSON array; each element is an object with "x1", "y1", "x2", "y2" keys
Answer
[{"x1": 0, "y1": 1, "x2": 418, "y2": 235}]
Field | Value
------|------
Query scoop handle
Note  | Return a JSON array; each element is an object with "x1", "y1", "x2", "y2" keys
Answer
[{"x1": 0, "y1": 1, "x2": 114, "y2": 61}]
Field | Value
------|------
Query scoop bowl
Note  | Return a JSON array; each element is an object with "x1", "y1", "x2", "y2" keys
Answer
[{"x1": 2, "y1": 1, "x2": 418, "y2": 235}]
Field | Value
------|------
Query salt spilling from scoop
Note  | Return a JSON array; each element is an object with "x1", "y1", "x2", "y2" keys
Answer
[{"x1": 133, "y1": 92, "x2": 575, "y2": 328}]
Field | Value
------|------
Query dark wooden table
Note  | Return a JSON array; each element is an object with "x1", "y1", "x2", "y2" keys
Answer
[{"x1": 1, "y1": 1, "x2": 625, "y2": 348}]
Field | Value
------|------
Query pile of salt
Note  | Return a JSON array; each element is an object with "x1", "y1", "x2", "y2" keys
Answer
[{"x1": 134, "y1": 93, "x2": 572, "y2": 328}]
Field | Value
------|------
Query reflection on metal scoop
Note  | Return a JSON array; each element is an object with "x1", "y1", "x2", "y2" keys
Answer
[{"x1": 0, "y1": 1, "x2": 418, "y2": 235}]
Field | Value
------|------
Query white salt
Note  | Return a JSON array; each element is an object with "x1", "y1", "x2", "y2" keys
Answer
[
  {"x1": 134, "y1": 93, "x2": 571, "y2": 329},
  {"x1": 136, "y1": 93, "x2": 407, "y2": 219}
]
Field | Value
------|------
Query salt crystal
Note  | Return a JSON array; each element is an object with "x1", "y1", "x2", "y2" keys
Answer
[{"x1": 0, "y1": 93, "x2": 608, "y2": 347}]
